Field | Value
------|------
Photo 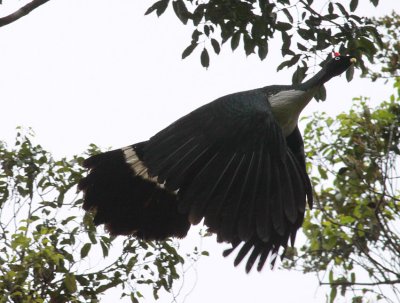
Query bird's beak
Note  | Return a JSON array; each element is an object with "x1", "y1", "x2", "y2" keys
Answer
[{"x1": 350, "y1": 57, "x2": 357, "y2": 64}]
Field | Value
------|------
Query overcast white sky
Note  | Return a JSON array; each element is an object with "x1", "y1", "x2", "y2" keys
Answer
[{"x1": 0, "y1": 1, "x2": 399, "y2": 302}]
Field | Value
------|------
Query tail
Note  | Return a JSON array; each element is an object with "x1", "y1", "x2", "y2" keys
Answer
[{"x1": 77, "y1": 142, "x2": 190, "y2": 240}]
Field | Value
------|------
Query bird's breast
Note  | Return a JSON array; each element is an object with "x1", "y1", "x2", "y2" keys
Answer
[{"x1": 267, "y1": 89, "x2": 316, "y2": 137}]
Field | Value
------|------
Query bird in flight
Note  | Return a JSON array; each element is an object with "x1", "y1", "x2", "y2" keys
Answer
[{"x1": 78, "y1": 54, "x2": 356, "y2": 272}]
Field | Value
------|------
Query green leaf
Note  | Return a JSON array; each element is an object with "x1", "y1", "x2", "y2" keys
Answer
[
  {"x1": 204, "y1": 25, "x2": 210, "y2": 37},
  {"x1": 328, "y1": 2, "x2": 333, "y2": 14},
  {"x1": 172, "y1": 0, "x2": 189, "y2": 24},
  {"x1": 231, "y1": 31, "x2": 241, "y2": 51},
  {"x1": 275, "y1": 21, "x2": 292, "y2": 32},
  {"x1": 363, "y1": 26, "x2": 383, "y2": 49},
  {"x1": 131, "y1": 294, "x2": 140, "y2": 303},
  {"x1": 80, "y1": 243, "x2": 91, "y2": 258},
  {"x1": 346, "y1": 65, "x2": 354, "y2": 82},
  {"x1": 145, "y1": 0, "x2": 169, "y2": 17},
  {"x1": 258, "y1": 40, "x2": 268, "y2": 60},
  {"x1": 277, "y1": 0, "x2": 290, "y2": 4},
  {"x1": 335, "y1": 3, "x2": 348, "y2": 17},
  {"x1": 182, "y1": 43, "x2": 198, "y2": 59},
  {"x1": 281, "y1": 8, "x2": 293, "y2": 23},
  {"x1": 211, "y1": 39, "x2": 220, "y2": 54},
  {"x1": 57, "y1": 192, "x2": 64, "y2": 207},
  {"x1": 358, "y1": 37, "x2": 376, "y2": 54},
  {"x1": 315, "y1": 85, "x2": 326, "y2": 101},
  {"x1": 191, "y1": 29, "x2": 202, "y2": 42},
  {"x1": 88, "y1": 231, "x2": 97, "y2": 244},
  {"x1": 100, "y1": 240, "x2": 109, "y2": 258},
  {"x1": 75, "y1": 275, "x2": 89, "y2": 286},
  {"x1": 329, "y1": 270, "x2": 334, "y2": 283},
  {"x1": 340, "y1": 216, "x2": 356, "y2": 224},
  {"x1": 349, "y1": 0, "x2": 358, "y2": 12},
  {"x1": 292, "y1": 66, "x2": 307, "y2": 84},
  {"x1": 318, "y1": 165, "x2": 328, "y2": 180},
  {"x1": 221, "y1": 21, "x2": 235, "y2": 43},
  {"x1": 243, "y1": 34, "x2": 255, "y2": 56},
  {"x1": 277, "y1": 54, "x2": 300, "y2": 71},
  {"x1": 281, "y1": 31, "x2": 293, "y2": 56},
  {"x1": 370, "y1": 0, "x2": 379, "y2": 6},
  {"x1": 298, "y1": 28, "x2": 314, "y2": 41},
  {"x1": 65, "y1": 273, "x2": 77, "y2": 293},
  {"x1": 192, "y1": 4, "x2": 205, "y2": 26},
  {"x1": 297, "y1": 42, "x2": 307, "y2": 51},
  {"x1": 200, "y1": 48, "x2": 210, "y2": 68}
]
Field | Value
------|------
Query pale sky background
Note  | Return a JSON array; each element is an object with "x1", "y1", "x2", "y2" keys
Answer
[{"x1": 0, "y1": 1, "x2": 399, "y2": 302}]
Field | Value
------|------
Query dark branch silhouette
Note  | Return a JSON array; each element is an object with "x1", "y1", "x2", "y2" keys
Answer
[
  {"x1": 0, "y1": 0, "x2": 50, "y2": 27},
  {"x1": 320, "y1": 279, "x2": 400, "y2": 287}
]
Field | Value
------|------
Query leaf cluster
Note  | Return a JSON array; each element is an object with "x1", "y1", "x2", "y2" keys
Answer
[
  {"x1": 283, "y1": 79, "x2": 400, "y2": 302},
  {"x1": 0, "y1": 129, "x2": 207, "y2": 303},
  {"x1": 145, "y1": 0, "x2": 382, "y2": 86},
  {"x1": 367, "y1": 11, "x2": 400, "y2": 81}
]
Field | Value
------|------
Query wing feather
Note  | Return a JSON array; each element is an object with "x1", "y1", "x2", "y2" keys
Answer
[
  {"x1": 179, "y1": 151, "x2": 221, "y2": 217},
  {"x1": 237, "y1": 149, "x2": 261, "y2": 242},
  {"x1": 213, "y1": 154, "x2": 247, "y2": 242},
  {"x1": 158, "y1": 143, "x2": 200, "y2": 185},
  {"x1": 271, "y1": 161, "x2": 286, "y2": 236},
  {"x1": 200, "y1": 153, "x2": 240, "y2": 231},
  {"x1": 255, "y1": 147, "x2": 273, "y2": 242},
  {"x1": 137, "y1": 90, "x2": 311, "y2": 271},
  {"x1": 281, "y1": 157, "x2": 297, "y2": 224},
  {"x1": 219, "y1": 152, "x2": 255, "y2": 242},
  {"x1": 150, "y1": 137, "x2": 196, "y2": 179},
  {"x1": 164, "y1": 144, "x2": 211, "y2": 190}
]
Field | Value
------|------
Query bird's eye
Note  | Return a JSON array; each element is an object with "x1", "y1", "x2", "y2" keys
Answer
[{"x1": 334, "y1": 57, "x2": 341, "y2": 61}]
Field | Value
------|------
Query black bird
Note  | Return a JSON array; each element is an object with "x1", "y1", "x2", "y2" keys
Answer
[{"x1": 78, "y1": 54, "x2": 356, "y2": 272}]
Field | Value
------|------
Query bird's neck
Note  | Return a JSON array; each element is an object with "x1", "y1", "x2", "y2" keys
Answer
[
  {"x1": 266, "y1": 67, "x2": 334, "y2": 136},
  {"x1": 268, "y1": 88, "x2": 317, "y2": 137},
  {"x1": 296, "y1": 68, "x2": 332, "y2": 91}
]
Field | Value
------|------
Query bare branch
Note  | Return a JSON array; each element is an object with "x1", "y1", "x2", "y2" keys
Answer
[
  {"x1": 0, "y1": 0, "x2": 51, "y2": 28},
  {"x1": 320, "y1": 279, "x2": 400, "y2": 287}
]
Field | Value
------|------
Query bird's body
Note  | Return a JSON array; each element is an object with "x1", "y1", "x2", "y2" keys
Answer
[{"x1": 78, "y1": 55, "x2": 356, "y2": 272}]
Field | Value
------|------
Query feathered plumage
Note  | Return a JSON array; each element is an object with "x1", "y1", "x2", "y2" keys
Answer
[{"x1": 78, "y1": 55, "x2": 356, "y2": 272}]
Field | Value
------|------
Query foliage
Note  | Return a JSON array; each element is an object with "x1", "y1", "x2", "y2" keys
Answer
[
  {"x1": 283, "y1": 79, "x2": 400, "y2": 303},
  {"x1": 368, "y1": 11, "x2": 400, "y2": 81},
  {"x1": 0, "y1": 129, "x2": 205, "y2": 303},
  {"x1": 147, "y1": 0, "x2": 382, "y2": 76},
  {"x1": 1, "y1": 1, "x2": 398, "y2": 96}
]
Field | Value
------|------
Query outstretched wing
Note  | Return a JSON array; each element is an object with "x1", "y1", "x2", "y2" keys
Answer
[
  {"x1": 139, "y1": 89, "x2": 311, "y2": 271},
  {"x1": 222, "y1": 126, "x2": 313, "y2": 272}
]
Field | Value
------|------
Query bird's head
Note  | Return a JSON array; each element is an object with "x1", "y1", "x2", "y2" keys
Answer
[
  {"x1": 297, "y1": 53, "x2": 357, "y2": 90},
  {"x1": 323, "y1": 54, "x2": 357, "y2": 78}
]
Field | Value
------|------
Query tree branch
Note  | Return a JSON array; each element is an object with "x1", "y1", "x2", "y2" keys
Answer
[
  {"x1": 320, "y1": 279, "x2": 400, "y2": 287},
  {"x1": 0, "y1": 0, "x2": 51, "y2": 27},
  {"x1": 299, "y1": 0, "x2": 342, "y2": 28}
]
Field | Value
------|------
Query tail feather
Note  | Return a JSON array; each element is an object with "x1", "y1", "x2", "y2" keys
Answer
[{"x1": 78, "y1": 143, "x2": 190, "y2": 240}]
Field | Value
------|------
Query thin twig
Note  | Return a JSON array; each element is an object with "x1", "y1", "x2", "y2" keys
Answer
[
  {"x1": 320, "y1": 279, "x2": 400, "y2": 287},
  {"x1": 299, "y1": 0, "x2": 342, "y2": 28},
  {"x1": 0, "y1": 0, "x2": 51, "y2": 27}
]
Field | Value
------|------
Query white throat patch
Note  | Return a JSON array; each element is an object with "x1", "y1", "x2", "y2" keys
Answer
[{"x1": 268, "y1": 89, "x2": 316, "y2": 136}]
